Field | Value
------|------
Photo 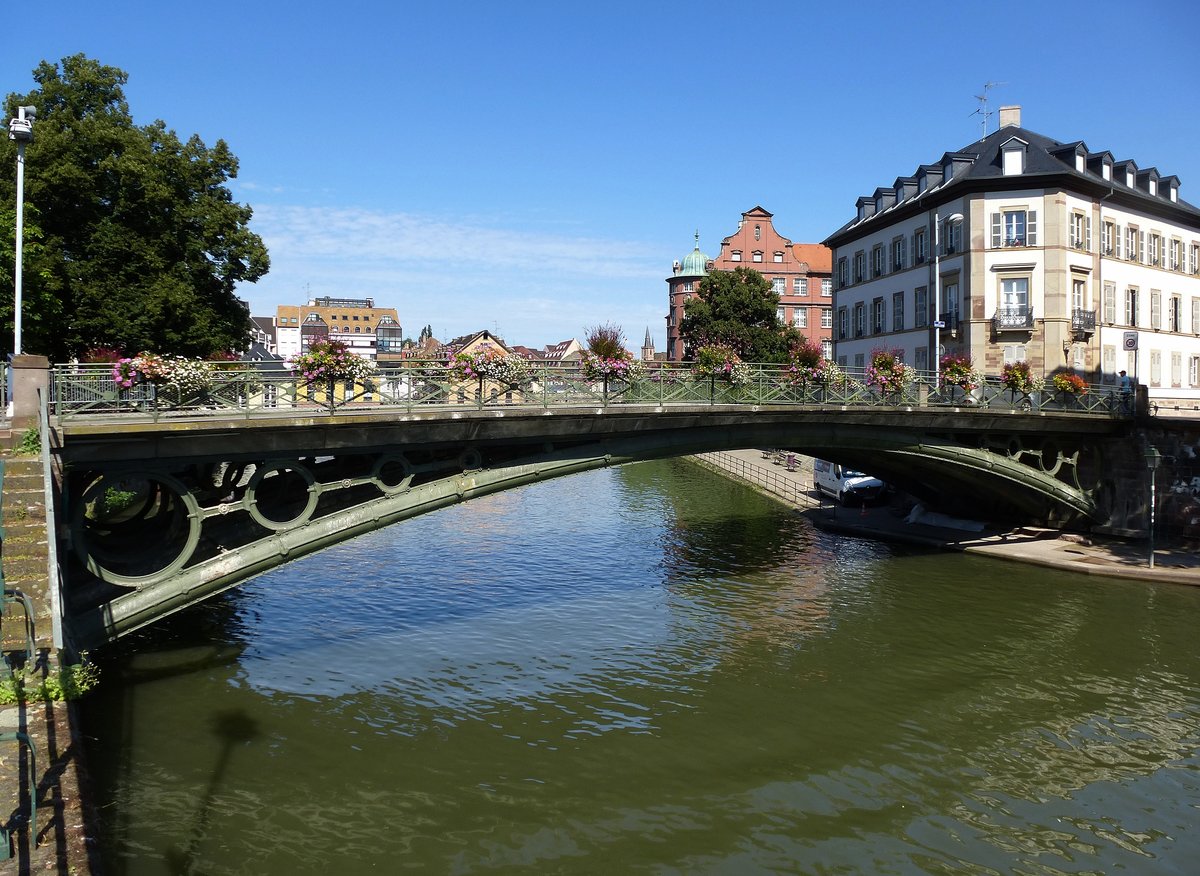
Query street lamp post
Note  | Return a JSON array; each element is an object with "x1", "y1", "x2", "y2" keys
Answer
[
  {"x1": 8, "y1": 105, "x2": 35, "y2": 357},
  {"x1": 932, "y1": 211, "x2": 964, "y2": 390},
  {"x1": 1144, "y1": 446, "x2": 1162, "y2": 568}
]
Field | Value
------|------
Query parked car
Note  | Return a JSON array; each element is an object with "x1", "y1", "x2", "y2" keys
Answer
[{"x1": 813, "y1": 459, "x2": 887, "y2": 506}]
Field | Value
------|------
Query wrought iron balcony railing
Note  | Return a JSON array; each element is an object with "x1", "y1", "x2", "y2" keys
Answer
[
  {"x1": 993, "y1": 307, "x2": 1034, "y2": 331},
  {"x1": 1071, "y1": 309, "x2": 1097, "y2": 334}
]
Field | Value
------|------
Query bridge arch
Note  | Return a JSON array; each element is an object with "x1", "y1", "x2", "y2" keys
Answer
[{"x1": 53, "y1": 404, "x2": 1134, "y2": 648}]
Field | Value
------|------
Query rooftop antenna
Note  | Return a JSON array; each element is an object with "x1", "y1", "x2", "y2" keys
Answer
[{"x1": 970, "y1": 81, "x2": 1006, "y2": 137}]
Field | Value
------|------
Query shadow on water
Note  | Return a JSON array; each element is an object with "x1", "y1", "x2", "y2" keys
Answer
[{"x1": 164, "y1": 710, "x2": 260, "y2": 876}]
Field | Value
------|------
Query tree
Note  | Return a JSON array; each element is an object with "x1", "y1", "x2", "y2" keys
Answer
[
  {"x1": 0, "y1": 55, "x2": 269, "y2": 360},
  {"x1": 678, "y1": 266, "x2": 802, "y2": 363}
]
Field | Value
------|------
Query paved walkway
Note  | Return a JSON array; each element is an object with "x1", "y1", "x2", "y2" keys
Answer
[{"x1": 694, "y1": 449, "x2": 1200, "y2": 587}]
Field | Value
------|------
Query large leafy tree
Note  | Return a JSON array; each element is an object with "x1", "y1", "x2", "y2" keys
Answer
[
  {"x1": 678, "y1": 266, "x2": 802, "y2": 363},
  {"x1": 0, "y1": 55, "x2": 269, "y2": 360}
]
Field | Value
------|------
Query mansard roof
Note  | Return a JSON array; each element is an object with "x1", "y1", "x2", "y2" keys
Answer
[{"x1": 825, "y1": 121, "x2": 1200, "y2": 247}]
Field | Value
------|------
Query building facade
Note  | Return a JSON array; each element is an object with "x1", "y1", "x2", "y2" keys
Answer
[
  {"x1": 275, "y1": 297, "x2": 402, "y2": 363},
  {"x1": 665, "y1": 207, "x2": 833, "y2": 362},
  {"x1": 824, "y1": 106, "x2": 1200, "y2": 411}
]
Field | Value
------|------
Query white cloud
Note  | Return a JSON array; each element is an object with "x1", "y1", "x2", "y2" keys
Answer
[{"x1": 239, "y1": 204, "x2": 669, "y2": 349}]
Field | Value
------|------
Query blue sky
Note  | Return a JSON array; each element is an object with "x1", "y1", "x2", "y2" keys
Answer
[{"x1": 4, "y1": 0, "x2": 1197, "y2": 350}]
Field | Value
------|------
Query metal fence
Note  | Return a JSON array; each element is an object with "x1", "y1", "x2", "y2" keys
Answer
[
  {"x1": 48, "y1": 361, "x2": 1134, "y2": 423},
  {"x1": 693, "y1": 450, "x2": 821, "y2": 510}
]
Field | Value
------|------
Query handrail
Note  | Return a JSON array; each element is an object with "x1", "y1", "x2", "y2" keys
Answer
[{"x1": 47, "y1": 361, "x2": 1132, "y2": 423}]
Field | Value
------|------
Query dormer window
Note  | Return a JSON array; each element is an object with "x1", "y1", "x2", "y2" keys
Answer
[
  {"x1": 1126, "y1": 170, "x2": 1135, "y2": 187},
  {"x1": 773, "y1": 251, "x2": 784, "y2": 263},
  {"x1": 1102, "y1": 161, "x2": 1112, "y2": 181},
  {"x1": 731, "y1": 250, "x2": 742, "y2": 262},
  {"x1": 1075, "y1": 153, "x2": 1085, "y2": 172},
  {"x1": 1149, "y1": 178, "x2": 1158, "y2": 196},
  {"x1": 752, "y1": 251, "x2": 763, "y2": 263},
  {"x1": 1001, "y1": 138, "x2": 1028, "y2": 175}
]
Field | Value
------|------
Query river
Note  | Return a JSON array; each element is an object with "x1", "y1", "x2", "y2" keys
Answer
[{"x1": 79, "y1": 458, "x2": 1200, "y2": 874}]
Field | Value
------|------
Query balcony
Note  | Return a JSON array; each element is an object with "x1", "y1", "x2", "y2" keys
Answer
[
  {"x1": 1071, "y1": 308, "x2": 1097, "y2": 337},
  {"x1": 992, "y1": 306, "x2": 1034, "y2": 332},
  {"x1": 937, "y1": 311, "x2": 962, "y2": 338}
]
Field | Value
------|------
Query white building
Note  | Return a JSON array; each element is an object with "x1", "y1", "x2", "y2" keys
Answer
[{"x1": 824, "y1": 106, "x2": 1200, "y2": 413}]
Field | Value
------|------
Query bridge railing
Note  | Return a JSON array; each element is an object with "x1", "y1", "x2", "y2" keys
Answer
[{"x1": 48, "y1": 361, "x2": 1132, "y2": 422}]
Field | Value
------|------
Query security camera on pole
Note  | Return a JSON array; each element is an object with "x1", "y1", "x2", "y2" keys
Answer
[{"x1": 932, "y1": 210, "x2": 964, "y2": 389}]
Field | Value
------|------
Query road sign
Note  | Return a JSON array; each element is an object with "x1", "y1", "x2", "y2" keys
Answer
[
  {"x1": 932, "y1": 320, "x2": 946, "y2": 328},
  {"x1": 1123, "y1": 331, "x2": 1138, "y2": 351}
]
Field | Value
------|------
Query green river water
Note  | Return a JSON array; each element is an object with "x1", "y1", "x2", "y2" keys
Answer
[{"x1": 80, "y1": 458, "x2": 1200, "y2": 874}]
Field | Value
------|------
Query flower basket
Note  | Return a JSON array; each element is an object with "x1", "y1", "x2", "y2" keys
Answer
[
  {"x1": 691, "y1": 344, "x2": 751, "y2": 386},
  {"x1": 289, "y1": 339, "x2": 377, "y2": 383},
  {"x1": 1052, "y1": 371, "x2": 1088, "y2": 398},
  {"x1": 1000, "y1": 361, "x2": 1045, "y2": 395},
  {"x1": 447, "y1": 349, "x2": 531, "y2": 388},
  {"x1": 939, "y1": 353, "x2": 983, "y2": 394},
  {"x1": 865, "y1": 348, "x2": 915, "y2": 398},
  {"x1": 579, "y1": 351, "x2": 645, "y2": 383}
]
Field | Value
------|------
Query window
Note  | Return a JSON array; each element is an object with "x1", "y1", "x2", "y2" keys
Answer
[
  {"x1": 794, "y1": 277, "x2": 808, "y2": 295},
  {"x1": 772, "y1": 277, "x2": 786, "y2": 295},
  {"x1": 1103, "y1": 281, "x2": 1116, "y2": 323},
  {"x1": 1103, "y1": 345, "x2": 1116, "y2": 381},
  {"x1": 1169, "y1": 295, "x2": 1182, "y2": 332},
  {"x1": 837, "y1": 258, "x2": 848, "y2": 288},
  {"x1": 892, "y1": 291, "x2": 905, "y2": 331},
  {"x1": 1194, "y1": 297, "x2": 1200, "y2": 333},
  {"x1": 776, "y1": 306, "x2": 786, "y2": 324},
  {"x1": 838, "y1": 307, "x2": 849, "y2": 340},
  {"x1": 1170, "y1": 239, "x2": 1181, "y2": 271},
  {"x1": 1191, "y1": 243, "x2": 1200, "y2": 275},
  {"x1": 914, "y1": 228, "x2": 927, "y2": 263},
  {"x1": 821, "y1": 339, "x2": 833, "y2": 360},
  {"x1": 892, "y1": 238, "x2": 905, "y2": 271},
  {"x1": 943, "y1": 217, "x2": 964, "y2": 253},
  {"x1": 941, "y1": 281, "x2": 960, "y2": 324},
  {"x1": 872, "y1": 298, "x2": 885, "y2": 333},
  {"x1": 1125, "y1": 286, "x2": 1139, "y2": 326},
  {"x1": 754, "y1": 224, "x2": 761, "y2": 240},
  {"x1": 1001, "y1": 278, "x2": 1028, "y2": 312},
  {"x1": 731, "y1": 250, "x2": 742, "y2": 262},
  {"x1": 1072, "y1": 278, "x2": 1086, "y2": 312},
  {"x1": 872, "y1": 245, "x2": 884, "y2": 277},
  {"x1": 1069, "y1": 212, "x2": 1091, "y2": 250},
  {"x1": 1150, "y1": 290, "x2": 1161, "y2": 329},
  {"x1": 1191, "y1": 355, "x2": 1200, "y2": 386},
  {"x1": 821, "y1": 309, "x2": 832, "y2": 329},
  {"x1": 854, "y1": 352, "x2": 865, "y2": 370},
  {"x1": 821, "y1": 279, "x2": 832, "y2": 297},
  {"x1": 991, "y1": 209, "x2": 1038, "y2": 247},
  {"x1": 773, "y1": 251, "x2": 784, "y2": 263},
  {"x1": 853, "y1": 303, "x2": 865, "y2": 337},
  {"x1": 1150, "y1": 350, "x2": 1162, "y2": 386},
  {"x1": 914, "y1": 348, "x2": 928, "y2": 373},
  {"x1": 1149, "y1": 233, "x2": 1162, "y2": 266},
  {"x1": 795, "y1": 309, "x2": 808, "y2": 329},
  {"x1": 914, "y1": 287, "x2": 928, "y2": 327},
  {"x1": 1102, "y1": 221, "x2": 1115, "y2": 255},
  {"x1": 853, "y1": 252, "x2": 865, "y2": 283},
  {"x1": 1171, "y1": 352, "x2": 1182, "y2": 386},
  {"x1": 682, "y1": 281, "x2": 693, "y2": 292},
  {"x1": 752, "y1": 251, "x2": 763, "y2": 263}
]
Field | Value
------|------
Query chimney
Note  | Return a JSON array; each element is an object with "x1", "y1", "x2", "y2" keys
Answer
[{"x1": 998, "y1": 105, "x2": 1021, "y2": 128}]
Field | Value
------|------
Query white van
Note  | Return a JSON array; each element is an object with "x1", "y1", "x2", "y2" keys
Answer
[{"x1": 813, "y1": 459, "x2": 887, "y2": 506}]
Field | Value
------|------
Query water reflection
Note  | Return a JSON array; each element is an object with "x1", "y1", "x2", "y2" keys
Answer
[{"x1": 82, "y1": 460, "x2": 1200, "y2": 874}]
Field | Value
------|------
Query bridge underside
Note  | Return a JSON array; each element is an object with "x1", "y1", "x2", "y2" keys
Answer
[{"x1": 52, "y1": 405, "x2": 1132, "y2": 649}]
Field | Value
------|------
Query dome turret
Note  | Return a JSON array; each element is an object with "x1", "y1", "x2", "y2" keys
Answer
[{"x1": 677, "y1": 230, "x2": 709, "y2": 277}]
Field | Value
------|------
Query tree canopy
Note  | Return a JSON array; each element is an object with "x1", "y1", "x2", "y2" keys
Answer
[
  {"x1": 0, "y1": 54, "x2": 269, "y2": 360},
  {"x1": 678, "y1": 266, "x2": 804, "y2": 363}
]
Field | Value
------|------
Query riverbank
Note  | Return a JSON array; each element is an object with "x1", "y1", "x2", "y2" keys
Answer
[{"x1": 692, "y1": 449, "x2": 1200, "y2": 587}]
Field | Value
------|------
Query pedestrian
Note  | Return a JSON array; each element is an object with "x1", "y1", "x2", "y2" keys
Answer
[{"x1": 1118, "y1": 370, "x2": 1132, "y2": 412}]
